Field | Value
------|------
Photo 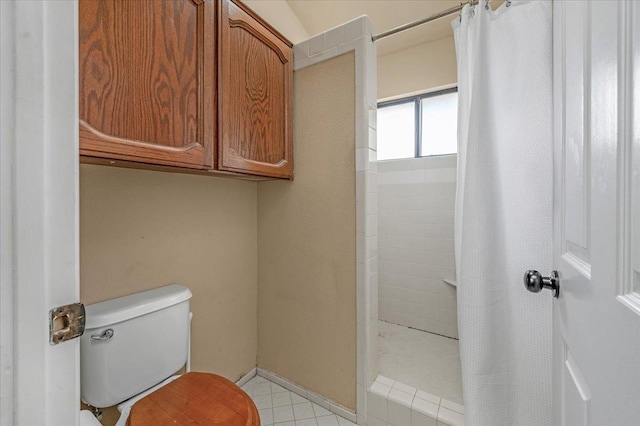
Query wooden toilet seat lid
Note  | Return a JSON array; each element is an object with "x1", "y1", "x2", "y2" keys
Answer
[{"x1": 128, "y1": 372, "x2": 260, "y2": 426}]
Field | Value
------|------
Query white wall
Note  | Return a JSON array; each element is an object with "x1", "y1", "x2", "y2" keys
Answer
[
  {"x1": 377, "y1": 155, "x2": 458, "y2": 338},
  {"x1": 377, "y1": 36, "x2": 457, "y2": 101},
  {"x1": 243, "y1": 0, "x2": 309, "y2": 44}
]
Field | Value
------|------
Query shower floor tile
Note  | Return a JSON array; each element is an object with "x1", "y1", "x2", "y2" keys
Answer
[{"x1": 378, "y1": 320, "x2": 463, "y2": 405}]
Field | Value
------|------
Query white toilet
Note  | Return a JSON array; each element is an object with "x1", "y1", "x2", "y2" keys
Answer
[{"x1": 79, "y1": 284, "x2": 258, "y2": 426}]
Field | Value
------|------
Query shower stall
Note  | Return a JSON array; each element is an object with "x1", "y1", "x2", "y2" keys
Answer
[
  {"x1": 377, "y1": 153, "x2": 462, "y2": 405},
  {"x1": 367, "y1": 1, "x2": 553, "y2": 426}
]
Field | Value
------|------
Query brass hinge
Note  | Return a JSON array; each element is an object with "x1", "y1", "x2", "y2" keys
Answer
[{"x1": 49, "y1": 302, "x2": 85, "y2": 345}]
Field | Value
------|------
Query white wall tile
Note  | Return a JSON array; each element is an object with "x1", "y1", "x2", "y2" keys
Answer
[
  {"x1": 356, "y1": 116, "x2": 365, "y2": 148},
  {"x1": 344, "y1": 17, "x2": 365, "y2": 42},
  {"x1": 311, "y1": 47, "x2": 338, "y2": 63},
  {"x1": 324, "y1": 26, "x2": 345, "y2": 48},
  {"x1": 388, "y1": 389, "x2": 414, "y2": 407},
  {"x1": 368, "y1": 127, "x2": 377, "y2": 151},
  {"x1": 308, "y1": 33, "x2": 325, "y2": 55},
  {"x1": 416, "y1": 391, "x2": 440, "y2": 405},
  {"x1": 369, "y1": 381, "x2": 391, "y2": 398},
  {"x1": 440, "y1": 399, "x2": 464, "y2": 415},
  {"x1": 367, "y1": 415, "x2": 387, "y2": 426},
  {"x1": 356, "y1": 148, "x2": 368, "y2": 172},
  {"x1": 294, "y1": 57, "x2": 313, "y2": 71},
  {"x1": 367, "y1": 324, "x2": 378, "y2": 385},
  {"x1": 411, "y1": 397, "x2": 439, "y2": 419},
  {"x1": 438, "y1": 168, "x2": 457, "y2": 182},
  {"x1": 369, "y1": 106, "x2": 377, "y2": 130},
  {"x1": 293, "y1": 41, "x2": 309, "y2": 61},
  {"x1": 388, "y1": 401, "x2": 411, "y2": 426},
  {"x1": 392, "y1": 382, "x2": 417, "y2": 396},
  {"x1": 357, "y1": 384, "x2": 366, "y2": 417},
  {"x1": 363, "y1": 16, "x2": 375, "y2": 36},
  {"x1": 355, "y1": 85, "x2": 364, "y2": 118},
  {"x1": 376, "y1": 375, "x2": 395, "y2": 387},
  {"x1": 366, "y1": 391, "x2": 388, "y2": 421},
  {"x1": 367, "y1": 171, "x2": 377, "y2": 193},
  {"x1": 357, "y1": 333, "x2": 365, "y2": 384},
  {"x1": 337, "y1": 37, "x2": 363, "y2": 57},
  {"x1": 377, "y1": 156, "x2": 458, "y2": 338},
  {"x1": 437, "y1": 407, "x2": 465, "y2": 426},
  {"x1": 411, "y1": 411, "x2": 438, "y2": 426}
]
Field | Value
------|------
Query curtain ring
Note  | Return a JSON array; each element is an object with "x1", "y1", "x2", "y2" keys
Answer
[
  {"x1": 485, "y1": 0, "x2": 490, "y2": 10},
  {"x1": 506, "y1": 0, "x2": 512, "y2": 6},
  {"x1": 469, "y1": 4, "x2": 475, "y2": 18}
]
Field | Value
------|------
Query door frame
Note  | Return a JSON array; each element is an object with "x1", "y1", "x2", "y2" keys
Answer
[{"x1": 0, "y1": 1, "x2": 80, "y2": 425}]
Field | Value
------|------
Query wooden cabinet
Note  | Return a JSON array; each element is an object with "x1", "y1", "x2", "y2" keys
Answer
[
  {"x1": 79, "y1": 0, "x2": 216, "y2": 170},
  {"x1": 218, "y1": 0, "x2": 293, "y2": 179},
  {"x1": 79, "y1": 0, "x2": 293, "y2": 179}
]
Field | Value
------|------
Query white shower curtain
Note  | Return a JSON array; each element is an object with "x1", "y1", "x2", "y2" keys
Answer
[{"x1": 452, "y1": 2, "x2": 553, "y2": 425}]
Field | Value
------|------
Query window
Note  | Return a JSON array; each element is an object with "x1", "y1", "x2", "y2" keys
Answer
[
  {"x1": 377, "y1": 88, "x2": 458, "y2": 161},
  {"x1": 377, "y1": 102, "x2": 415, "y2": 160}
]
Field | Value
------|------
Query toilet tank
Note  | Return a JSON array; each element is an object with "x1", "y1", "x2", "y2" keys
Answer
[{"x1": 80, "y1": 284, "x2": 192, "y2": 408}]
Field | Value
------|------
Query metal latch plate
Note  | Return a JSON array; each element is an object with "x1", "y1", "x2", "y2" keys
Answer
[{"x1": 49, "y1": 302, "x2": 85, "y2": 345}]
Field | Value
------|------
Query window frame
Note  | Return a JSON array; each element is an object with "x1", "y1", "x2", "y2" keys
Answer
[{"x1": 377, "y1": 87, "x2": 458, "y2": 160}]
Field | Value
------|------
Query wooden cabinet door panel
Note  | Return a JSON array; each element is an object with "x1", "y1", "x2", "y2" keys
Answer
[
  {"x1": 79, "y1": 0, "x2": 215, "y2": 169},
  {"x1": 218, "y1": 0, "x2": 293, "y2": 179}
]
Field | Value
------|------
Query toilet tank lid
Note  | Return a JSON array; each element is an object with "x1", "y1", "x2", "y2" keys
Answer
[{"x1": 85, "y1": 284, "x2": 192, "y2": 330}]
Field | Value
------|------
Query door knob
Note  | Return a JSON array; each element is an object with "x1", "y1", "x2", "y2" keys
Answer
[{"x1": 523, "y1": 270, "x2": 560, "y2": 298}]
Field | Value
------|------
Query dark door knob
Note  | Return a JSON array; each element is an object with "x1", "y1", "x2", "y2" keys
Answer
[{"x1": 523, "y1": 270, "x2": 560, "y2": 298}]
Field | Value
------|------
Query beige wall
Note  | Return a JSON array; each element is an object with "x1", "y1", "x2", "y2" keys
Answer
[
  {"x1": 257, "y1": 53, "x2": 357, "y2": 410},
  {"x1": 80, "y1": 165, "x2": 258, "y2": 381},
  {"x1": 378, "y1": 36, "x2": 457, "y2": 100},
  {"x1": 243, "y1": 0, "x2": 309, "y2": 44}
]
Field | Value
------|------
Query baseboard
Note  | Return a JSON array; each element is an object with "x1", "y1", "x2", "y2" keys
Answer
[
  {"x1": 235, "y1": 368, "x2": 257, "y2": 387},
  {"x1": 256, "y1": 368, "x2": 357, "y2": 424}
]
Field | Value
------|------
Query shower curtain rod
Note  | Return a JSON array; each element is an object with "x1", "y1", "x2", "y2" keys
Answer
[{"x1": 372, "y1": 0, "x2": 480, "y2": 42}]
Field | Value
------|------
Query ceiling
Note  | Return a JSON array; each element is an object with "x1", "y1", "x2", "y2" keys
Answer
[{"x1": 286, "y1": 0, "x2": 462, "y2": 56}]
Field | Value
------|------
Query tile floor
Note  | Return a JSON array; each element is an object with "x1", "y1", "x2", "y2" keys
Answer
[
  {"x1": 378, "y1": 320, "x2": 463, "y2": 405},
  {"x1": 241, "y1": 375, "x2": 357, "y2": 426}
]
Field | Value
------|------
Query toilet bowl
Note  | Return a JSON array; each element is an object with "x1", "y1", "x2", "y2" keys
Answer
[{"x1": 79, "y1": 285, "x2": 258, "y2": 425}]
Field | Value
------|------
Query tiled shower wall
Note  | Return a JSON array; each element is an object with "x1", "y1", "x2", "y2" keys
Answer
[{"x1": 377, "y1": 155, "x2": 458, "y2": 338}]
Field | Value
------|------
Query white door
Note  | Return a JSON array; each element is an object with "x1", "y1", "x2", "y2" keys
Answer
[
  {"x1": 0, "y1": 1, "x2": 80, "y2": 425},
  {"x1": 551, "y1": 1, "x2": 640, "y2": 425}
]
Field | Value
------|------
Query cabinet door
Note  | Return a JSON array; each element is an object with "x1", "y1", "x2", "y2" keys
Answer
[
  {"x1": 218, "y1": 0, "x2": 293, "y2": 179},
  {"x1": 79, "y1": 0, "x2": 215, "y2": 169}
]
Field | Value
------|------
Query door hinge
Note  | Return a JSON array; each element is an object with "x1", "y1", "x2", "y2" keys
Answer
[{"x1": 49, "y1": 302, "x2": 85, "y2": 345}]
